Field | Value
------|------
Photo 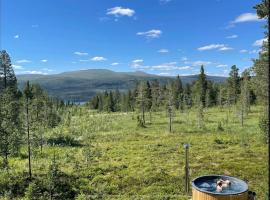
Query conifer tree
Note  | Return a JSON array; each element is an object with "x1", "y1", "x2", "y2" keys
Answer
[
  {"x1": 198, "y1": 65, "x2": 207, "y2": 107},
  {"x1": 23, "y1": 81, "x2": 34, "y2": 179},
  {"x1": 173, "y1": 75, "x2": 183, "y2": 110},
  {"x1": 0, "y1": 50, "x2": 17, "y2": 93},
  {"x1": 0, "y1": 50, "x2": 21, "y2": 170},
  {"x1": 227, "y1": 65, "x2": 240, "y2": 105},
  {"x1": 166, "y1": 83, "x2": 174, "y2": 132}
]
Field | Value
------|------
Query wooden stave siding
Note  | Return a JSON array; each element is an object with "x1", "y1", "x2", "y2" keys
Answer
[{"x1": 192, "y1": 188, "x2": 248, "y2": 200}]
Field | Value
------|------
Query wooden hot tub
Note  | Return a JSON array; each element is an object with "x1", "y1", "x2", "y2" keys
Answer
[{"x1": 192, "y1": 175, "x2": 248, "y2": 200}]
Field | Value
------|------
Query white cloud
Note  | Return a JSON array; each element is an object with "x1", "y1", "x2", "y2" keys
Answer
[
  {"x1": 158, "y1": 72, "x2": 172, "y2": 76},
  {"x1": 137, "y1": 29, "x2": 162, "y2": 39},
  {"x1": 216, "y1": 64, "x2": 228, "y2": 68},
  {"x1": 31, "y1": 24, "x2": 39, "y2": 28},
  {"x1": 42, "y1": 68, "x2": 54, "y2": 72},
  {"x1": 12, "y1": 64, "x2": 24, "y2": 70},
  {"x1": 249, "y1": 49, "x2": 260, "y2": 54},
  {"x1": 178, "y1": 66, "x2": 192, "y2": 70},
  {"x1": 151, "y1": 62, "x2": 192, "y2": 71},
  {"x1": 198, "y1": 44, "x2": 232, "y2": 51},
  {"x1": 232, "y1": 13, "x2": 262, "y2": 23},
  {"x1": 131, "y1": 59, "x2": 144, "y2": 68},
  {"x1": 226, "y1": 34, "x2": 238, "y2": 39},
  {"x1": 74, "y1": 51, "x2": 88, "y2": 56},
  {"x1": 16, "y1": 59, "x2": 31, "y2": 63},
  {"x1": 130, "y1": 60, "x2": 193, "y2": 71},
  {"x1": 160, "y1": 0, "x2": 172, "y2": 4},
  {"x1": 107, "y1": 7, "x2": 135, "y2": 17},
  {"x1": 41, "y1": 59, "x2": 48, "y2": 63},
  {"x1": 240, "y1": 49, "x2": 248, "y2": 53},
  {"x1": 253, "y1": 38, "x2": 267, "y2": 46},
  {"x1": 111, "y1": 62, "x2": 120, "y2": 66},
  {"x1": 186, "y1": 60, "x2": 212, "y2": 66},
  {"x1": 14, "y1": 35, "x2": 19, "y2": 39},
  {"x1": 23, "y1": 71, "x2": 48, "y2": 75},
  {"x1": 219, "y1": 46, "x2": 233, "y2": 51},
  {"x1": 132, "y1": 59, "x2": 144, "y2": 63},
  {"x1": 198, "y1": 44, "x2": 225, "y2": 51},
  {"x1": 181, "y1": 57, "x2": 188, "y2": 61},
  {"x1": 79, "y1": 59, "x2": 90, "y2": 62},
  {"x1": 158, "y1": 49, "x2": 169, "y2": 53},
  {"x1": 91, "y1": 56, "x2": 107, "y2": 61}
]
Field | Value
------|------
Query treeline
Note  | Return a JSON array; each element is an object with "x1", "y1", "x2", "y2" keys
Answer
[
  {"x1": 0, "y1": 50, "x2": 64, "y2": 177},
  {"x1": 88, "y1": 66, "x2": 256, "y2": 114},
  {"x1": 91, "y1": 67, "x2": 257, "y2": 110}
]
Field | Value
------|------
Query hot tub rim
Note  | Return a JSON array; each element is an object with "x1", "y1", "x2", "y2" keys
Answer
[{"x1": 191, "y1": 174, "x2": 248, "y2": 196}]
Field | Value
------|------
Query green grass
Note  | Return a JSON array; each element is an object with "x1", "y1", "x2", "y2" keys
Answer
[{"x1": 1, "y1": 106, "x2": 268, "y2": 199}]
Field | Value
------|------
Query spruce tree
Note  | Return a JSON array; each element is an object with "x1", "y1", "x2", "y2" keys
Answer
[
  {"x1": 173, "y1": 75, "x2": 183, "y2": 110},
  {"x1": 166, "y1": 83, "x2": 174, "y2": 132},
  {"x1": 0, "y1": 50, "x2": 17, "y2": 93},
  {"x1": 198, "y1": 65, "x2": 207, "y2": 107},
  {"x1": 227, "y1": 65, "x2": 240, "y2": 105},
  {"x1": 0, "y1": 50, "x2": 21, "y2": 170},
  {"x1": 23, "y1": 81, "x2": 34, "y2": 179}
]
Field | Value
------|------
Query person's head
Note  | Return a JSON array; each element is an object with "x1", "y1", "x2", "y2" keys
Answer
[{"x1": 217, "y1": 181, "x2": 223, "y2": 187}]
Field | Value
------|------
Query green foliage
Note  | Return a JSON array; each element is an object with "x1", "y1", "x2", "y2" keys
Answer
[
  {"x1": 0, "y1": 50, "x2": 17, "y2": 92},
  {"x1": 217, "y1": 121, "x2": 224, "y2": 131},
  {"x1": 47, "y1": 135, "x2": 82, "y2": 147},
  {"x1": 227, "y1": 65, "x2": 241, "y2": 105},
  {"x1": 259, "y1": 115, "x2": 269, "y2": 143}
]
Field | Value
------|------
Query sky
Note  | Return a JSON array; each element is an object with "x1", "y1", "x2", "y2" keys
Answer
[{"x1": 1, "y1": 0, "x2": 267, "y2": 77}]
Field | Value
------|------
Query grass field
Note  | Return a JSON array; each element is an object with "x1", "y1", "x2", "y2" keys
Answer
[{"x1": 3, "y1": 106, "x2": 268, "y2": 199}]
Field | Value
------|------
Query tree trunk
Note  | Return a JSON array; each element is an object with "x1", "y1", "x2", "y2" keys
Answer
[{"x1": 26, "y1": 97, "x2": 32, "y2": 179}]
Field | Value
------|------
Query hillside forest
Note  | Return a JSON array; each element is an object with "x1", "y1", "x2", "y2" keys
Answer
[{"x1": 0, "y1": 0, "x2": 269, "y2": 199}]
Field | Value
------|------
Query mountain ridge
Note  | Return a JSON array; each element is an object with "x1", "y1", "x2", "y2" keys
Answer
[{"x1": 17, "y1": 69, "x2": 227, "y2": 102}]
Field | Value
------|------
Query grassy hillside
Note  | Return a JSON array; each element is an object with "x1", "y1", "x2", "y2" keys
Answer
[
  {"x1": 17, "y1": 69, "x2": 227, "y2": 102},
  {"x1": 3, "y1": 105, "x2": 267, "y2": 199}
]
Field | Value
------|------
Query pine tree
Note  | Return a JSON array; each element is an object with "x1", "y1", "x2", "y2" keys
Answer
[
  {"x1": 136, "y1": 82, "x2": 148, "y2": 126},
  {"x1": 0, "y1": 87, "x2": 21, "y2": 170},
  {"x1": 173, "y1": 75, "x2": 183, "y2": 110},
  {"x1": 0, "y1": 50, "x2": 17, "y2": 93},
  {"x1": 145, "y1": 81, "x2": 152, "y2": 111},
  {"x1": 113, "y1": 89, "x2": 121, "y2": 112},
  {"x1": 227, "y1": 65, "x2": 240, "y2": 105},
  {"x1": 23, "y1": 81, "x2": 34, "y2": 179},
  {"x1": 0, "y1": 50, "x2": 21, "y2": 170},
  {"x1": 198, "y1": 65, "x2": 207, "y2": 107},
  {"x1": 151, "y1": 80, "x2": 161, "y2": 112},
  {"x1": 166, "y1": 83, "x2": 174, "y2": 132}
]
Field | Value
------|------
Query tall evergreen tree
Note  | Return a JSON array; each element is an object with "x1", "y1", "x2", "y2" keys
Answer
[
  {"x1": 23, "y1": 81, "x2": 34, "y2": 179},
  {"x1": 198, "y1": 65, "x2": 207, "y2": 107},
  {"x1": 0, "y1": 50, "x2": 17, "y2": 93},
  {"x1": 166, "y1": 83, "x2": 174, "y2": 132},
  {"x1": 0, "y1": 87, "x2": 21, "y2": 170},
  {"x1": 173, "y1": 75, "x2": 183, "y2": 110},
  {"x1": 0, "y1": 50, "x2": 21, "y2": 170},
  {"x1": 253, "y1": 0, "x2": 269, "y2": 143},
  {"x1": 227, "y1": 65, "x2": 240, "y2": 105},
  {"x1": 136, "y1": 82, "x2": 148, "y2": 125},
  {"x1": 151, "y1": 80, "x2": 161, "y2": 111}
]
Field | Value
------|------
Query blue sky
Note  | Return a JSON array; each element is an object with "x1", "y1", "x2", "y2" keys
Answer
[{"x1": 1, "y1": 0, "x2": 267, "y2": 77}]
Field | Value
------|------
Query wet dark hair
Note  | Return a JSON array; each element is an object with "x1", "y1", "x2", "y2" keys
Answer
[{"x1": 217, "y1": 182, "x2": 223, "y2": 186}]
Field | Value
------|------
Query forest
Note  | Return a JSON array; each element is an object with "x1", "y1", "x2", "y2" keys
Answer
[{"x1": 0, "y1": 0, "x2": 268, "y2": 200}]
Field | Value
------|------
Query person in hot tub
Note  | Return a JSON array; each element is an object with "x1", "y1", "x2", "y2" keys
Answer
[
  {"x1": 216, "y1": 181, "x2": 223, "y2": 192},
  {"x1": 216, "y1": 179, "x2": 231, "y2": 192}
]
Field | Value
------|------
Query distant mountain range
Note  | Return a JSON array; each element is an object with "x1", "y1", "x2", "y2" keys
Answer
[{"x1": 17, "y1": 69, "x2": 227, "y2": 102}]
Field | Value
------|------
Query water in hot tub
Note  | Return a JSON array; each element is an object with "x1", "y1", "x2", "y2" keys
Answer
[{"x1": 198, "y1": 179, "x2": 244, "y2": 194}]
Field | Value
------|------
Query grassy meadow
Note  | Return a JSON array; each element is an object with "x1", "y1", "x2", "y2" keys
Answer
[{"x1": 3, "y1": 105, "x2": 268, "y2": 200}]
